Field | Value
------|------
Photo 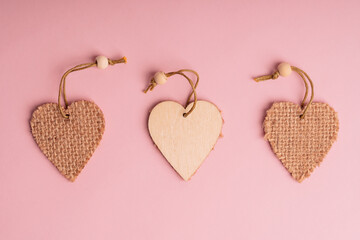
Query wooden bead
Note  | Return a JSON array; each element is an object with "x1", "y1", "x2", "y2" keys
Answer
[
  {"x1": 96, "y1": 56, "x2": 109, "y2": 69},
  {"x1": 277, "y1": 62, "x2": 292, "y2": 77},
  {"x1": 154, "y1": 72, "x2": 167, "y2": 85}
]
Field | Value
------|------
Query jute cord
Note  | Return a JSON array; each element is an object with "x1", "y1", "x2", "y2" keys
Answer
[
  {"x1": 254, "y1": 66, "x2": 314, "y2": 119},
  {"x1": 58, "y1": 57, "x2": 127, "y2": 118},
  {"x1": 144, "y1": 69, "x2": 199, "y2": 117}
]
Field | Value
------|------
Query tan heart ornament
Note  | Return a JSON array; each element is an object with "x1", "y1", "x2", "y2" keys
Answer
[
  {"x1": 31, "y1": 101, "x2": 105, "y2": 181},
  {"x1": 149, "y1": 101, "x2": 223, "y2": 180},
  {"x1": 255, "y1": 63, "x2": 339, "y2": 182},
  {"x1": 264, "y1": 102, "x2": 339, "y2": 182},
  {"x1": 30, "y1": 56, "x2": 126, "y2": 181},
  {"x1": 144, "y1": 70, "x2": 223, "y2": 180}
]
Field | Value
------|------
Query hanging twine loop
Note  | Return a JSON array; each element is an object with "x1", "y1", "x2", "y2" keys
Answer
[
  {"x1": 58, "y1": 56, "x2": 127, "y2": 118},
  {"x1": 144, "y1": 69, "x2": 199, "y2": 117},
  {"x1": 254, "y1": 62, "x2": 314, "y2": 119}
]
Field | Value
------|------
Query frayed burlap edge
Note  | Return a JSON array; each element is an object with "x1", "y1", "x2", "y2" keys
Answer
[
  {"x1": 263, "y1": 102, "x2": 339, "y2": 182},
  {"x1": 30, "y1": 100, "x2": 105, "y2": 182}
]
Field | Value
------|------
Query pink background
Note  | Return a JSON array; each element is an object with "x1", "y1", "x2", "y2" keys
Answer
[{"x1": 1, "y1": 0, "x2": 360, "y2": 239}]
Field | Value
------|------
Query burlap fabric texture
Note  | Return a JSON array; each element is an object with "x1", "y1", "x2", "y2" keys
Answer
[
  {"x1": 30, "y1": 100, "x2": 105, "y2": 181},
  {"x1": 264, "y1": 102, "x2": 339, "y2": 182}
]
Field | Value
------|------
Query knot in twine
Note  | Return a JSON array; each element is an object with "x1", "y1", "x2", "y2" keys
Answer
[
  {"x1": 254, "y1": 71, "x2": 280, "y2": 82},
  {"x1": 271, "y1": 71, "x2": 280, "y2": 79},
  {"x1": 144, "y1": 78, "x2": 158, "y2": 93},
  {"x1": 108, "y1": 57, "x2": 127, "y2": 65}
]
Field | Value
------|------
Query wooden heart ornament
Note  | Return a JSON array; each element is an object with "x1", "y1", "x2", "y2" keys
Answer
[
  {"x1": 255, "y1": 63, "x2": 339, "y2": 182},
  {"x1": 264, "y1": 102, "x2": 339, "y2": 182},
  {"x1": 148, "y1": 101, "x2": 223, "y2": 180},
  {"x1": 144, "y1": 69, "x2": 223, "y2": 180},
  {"x1": 31, "y1": 101, "x2": 105, "y2": 181}
]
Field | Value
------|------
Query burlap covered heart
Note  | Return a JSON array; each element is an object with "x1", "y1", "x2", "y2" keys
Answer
[
  {"x1": 148, "y1": 100, "x2": 223, "y2": 181},
  {"x1": 264, "y1": 102, "x2": 339, "y2": 182},
  {"x1": 30, "y1": 100, "x2": 105, "y2": 181}
]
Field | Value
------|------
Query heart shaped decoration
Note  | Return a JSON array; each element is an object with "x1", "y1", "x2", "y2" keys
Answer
[
  {"x1": 30, "y1": 100, "x2": 105, "y2": 181},
  {"x1": 264, "y1": 102, "x2": 339, "y2": 182},
  {"x1": 148, "y1": 100, "x2": 223, "y2": 180}
]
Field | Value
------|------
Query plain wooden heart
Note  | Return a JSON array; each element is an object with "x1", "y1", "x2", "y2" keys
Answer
[
  {"x1": 264, "y1": 102, "x2": 339, "y2": 182},
  {"x1": 30, "y1": 100, "x2": 105, "y2": 181},
  {"x1": 148, "y1": 100, "x2": 223, "y2": 181}
]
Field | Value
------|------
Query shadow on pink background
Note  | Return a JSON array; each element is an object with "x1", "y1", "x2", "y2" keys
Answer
[{"x1": 1, "y1": 0, "x2": 359, "y2": 239}]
